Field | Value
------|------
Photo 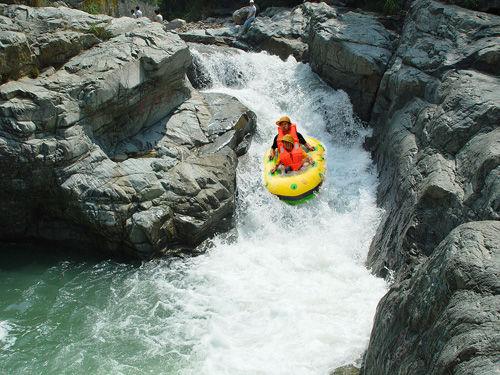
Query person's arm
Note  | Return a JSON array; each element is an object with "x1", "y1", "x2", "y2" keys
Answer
[
  {"x1": 303, "y1": 150, "x2": 313, "y2": 164},
  {"x1": 270, "y1": 154, "x2": 282, "y2": 173},
  {"x1": 297, "y1": 132, "x2": 306, "y2": 144},
  {"x1": 297, "y1": 132, "x2": 315, "y2": 151},
  {"x1": 271, "y1": 134, "x2": 278, "y2": 149},
  {"x1": 269, "y1": 135, "x2": 278, "y2": 160}
]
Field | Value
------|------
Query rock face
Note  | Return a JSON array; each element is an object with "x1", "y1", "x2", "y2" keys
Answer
[
  {"x1": 363, "y1": 221, "x2": 500, "y2": 375},
  {"x1": 233, "y1": 6, "x2": 251, "y2": 25},
  {"x1": 0, "y1": 5, "x2": 256, "y2": 258},
  {"x1": 362, "y1": 1, "x2": 500, "y2": 374},
  {"x1": 367, "y1": 0, "x2": 500, "y2": 278},
  {"x1": 307, "y1": 6, "x2": 396, "y2": 120}
]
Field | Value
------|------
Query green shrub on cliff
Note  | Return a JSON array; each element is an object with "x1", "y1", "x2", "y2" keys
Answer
[
  {"x1": 88, "y1": 24, "x2": 113, "y2": 40},
  {"x1": 82, "y1": 0, "x2": 119, "y2": 15},
  {"x1": 382, "y1": 0, "x2": 401, "y2": 13}
]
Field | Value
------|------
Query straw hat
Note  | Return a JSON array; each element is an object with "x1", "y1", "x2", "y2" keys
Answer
[{"x1": 276, "y1": 115, "x2": 291, "y2": 125}]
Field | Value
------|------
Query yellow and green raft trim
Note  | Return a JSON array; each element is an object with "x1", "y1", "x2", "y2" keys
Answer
[{"x1": 263, "y1": 137, "x2": 326, "y2": 205}]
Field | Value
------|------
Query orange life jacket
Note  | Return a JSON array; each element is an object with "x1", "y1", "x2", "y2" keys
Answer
[
  {"x1": 279, "y1": 145, "x2": 304, "y2": 171},
  {"x1": 277, "y1": 124, "x2": 299, "y2": 152}
]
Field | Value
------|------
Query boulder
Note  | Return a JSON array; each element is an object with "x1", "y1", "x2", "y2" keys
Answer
[
  {"x1": 234, "y1": 2, "x2": 396, "y2": 119},
  {"x1": 363, "y1": 221, "x2": 500, "y2": 375},
  {"x1": 307, "y1": 7, "x2": 396, "y2": 120},
  {"x1": 233, "y1": 6, "x2": 251, "y2": 25},
  {"x1": 331, "y1": 364, "x2": 360, "y2": 375},
  {"x1": 0, "y1": 5, "x2": 257, "y2": 258},
  {"x1": 164, "y1": 18, "x2": 187, "y2": 31},
  {"x1": 243, "y1": 6, "x2": 310, "y2": 61}
]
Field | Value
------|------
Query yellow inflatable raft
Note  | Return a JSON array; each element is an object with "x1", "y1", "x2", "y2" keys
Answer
[{"x1": 263, "y1": 137, "x2": 326, "y2": 204}]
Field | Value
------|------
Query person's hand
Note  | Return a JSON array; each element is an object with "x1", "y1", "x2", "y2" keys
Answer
[
  {"x1": 306, "y1": 143, "x2": 315, "y2": 151},
  {"x1": 268, "y1": 149, "x2": 275, "y2": 160},
  {"x1": 270, "y1": 166, "x2": 277, "y2": 174}
]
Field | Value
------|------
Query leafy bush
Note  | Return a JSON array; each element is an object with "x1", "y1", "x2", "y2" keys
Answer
[{"x1": 82, "y1": 0, "x2": 103, "y2": 14}]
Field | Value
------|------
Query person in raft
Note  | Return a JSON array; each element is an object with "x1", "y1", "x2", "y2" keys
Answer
[
  {"x1": 269, "y1": 115, "x2": 314, "y2": 160},
  {"x1": 270, "y1": 134, "x2": 313, "y2": 174}
]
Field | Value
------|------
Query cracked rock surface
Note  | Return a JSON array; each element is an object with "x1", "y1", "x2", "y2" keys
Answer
[
  {"x1": 0, "y1": 5, "x2": 256, "y2": 258},
  {"x1": 362, "y1": 2, "x2": 499, "y2": 374}
]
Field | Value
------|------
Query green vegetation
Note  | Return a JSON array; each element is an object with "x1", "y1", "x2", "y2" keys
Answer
[
  {"x1": 82, "y1": 0, "x2": 108, "y2": 14},
  {"x1": 88, "y1": 23, "x2": 113, "y2": 40},
  {"x1": 382, "y1": 0, "x2": 402, "y2": 14},
  {"x1": 81, "y1": 0, "x2": 119, "y2": 15},
  {"x1": 29, "y1": 66, "x2": 40, "y2": 79},
  {"x1": 13, "y1": 0, "x2": 51, "y2": 6},
  {"x1": 462, "y1": 0, "x2": 479, "y2": 10}
]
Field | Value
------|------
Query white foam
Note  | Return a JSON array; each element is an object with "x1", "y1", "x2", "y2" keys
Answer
[
  {"x1": 157, "y1": 49, "x2": 388, "y2": 374},
  {"x1": 0, "y1": 320, "x2": 16, "y2": 350}
]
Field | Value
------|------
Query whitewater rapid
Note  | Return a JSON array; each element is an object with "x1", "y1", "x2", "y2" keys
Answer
[{"x1": 0, "y1": 49, "x2": 387, "y2": 375}]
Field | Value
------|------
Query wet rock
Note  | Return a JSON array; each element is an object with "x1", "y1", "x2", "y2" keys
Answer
[
  {"x1": 363, "y1": 221, "x2": 500, "y2": 375},
  {"x1": 0, "y1": 5, "x2": 256, "y2": 258}
]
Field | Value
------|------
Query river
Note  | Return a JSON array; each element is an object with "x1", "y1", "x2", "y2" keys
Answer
[{"x1": 0, "y1": 48, "x2": 387, "y2": 375}]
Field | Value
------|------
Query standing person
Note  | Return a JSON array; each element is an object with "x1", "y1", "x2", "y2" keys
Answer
[
  {"x1": 134, "y1": 5, "x2": 142, "y2": 18},
  {"x1": 269, "y1": 116, "x2": 314, "y2": 160},
  {"x1": 239, "y1": 0, "x2": 257, "y2": 35},
  {"x1": 154, "y1": 9, "x2": 163, "y2": 22}
]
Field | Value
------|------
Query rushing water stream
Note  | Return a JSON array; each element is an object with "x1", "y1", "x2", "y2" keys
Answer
[{"x1": 0, "y1": 49, "x2": 387, "y2": 375}]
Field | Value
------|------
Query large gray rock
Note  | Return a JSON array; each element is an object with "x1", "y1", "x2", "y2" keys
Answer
[
  {"x1": 362, "y1": 221, "x2": 500, "y2": 375},
  {"x1": 233, "y1": 6, "x2": 251, "y2": 25},
  {"x1": 164, "y1": 18, "x2": 187, "y2": 31},
  {"x1": 363, "y1": 2, "x2": 500, "y2": 374},
  {"x1": 243, "y1": 6, "x2": 310, "y2": 61},
  {"x1": 308, "y1": 8, "x2": 396, "y2": 120},
  {"x1": 367, "y1": 0, "x2": 500, "y2": 278},
  {"x1": 0, "y1": 5, "x2": 256, "y2": 258}
]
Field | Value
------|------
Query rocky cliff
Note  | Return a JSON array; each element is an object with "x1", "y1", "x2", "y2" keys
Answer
[
  {"x1": 361, "y1": 1, "x2": 499, "y2": 374},
  {"x1": 0, "y1": 5, "x2": 256, "y2": 258}
]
